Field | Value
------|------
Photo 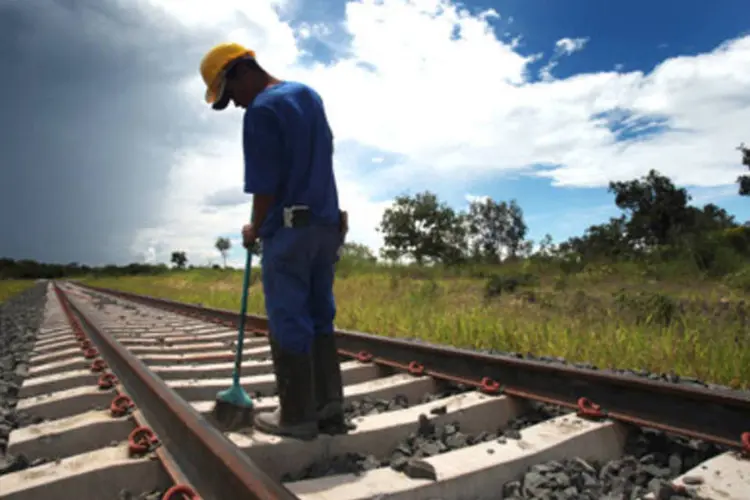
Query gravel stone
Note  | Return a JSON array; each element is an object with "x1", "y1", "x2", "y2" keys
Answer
[
  {"x1": 501, "y1": 427, "x2": 721, "y2": 499},
  {"x1": 0, "y1": 282, "x2": 48, "y2": 477},
  {"x1": 343, "y1": 383, "x2": 470, "y2": 420},
  {"x1": 403, "y1": 459, "x2": 437, "y2": 481}
]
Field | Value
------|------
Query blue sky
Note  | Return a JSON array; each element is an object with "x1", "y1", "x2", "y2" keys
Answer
[
  {"x1": 278, "y1": 0, "x2": 750, "y2": 247},
  {"x1": 2, "y1": 0, "x2": 748, "y2": 266},
  {"x1": 288, "y1": 0, "x2": 750, "y2": 74}
]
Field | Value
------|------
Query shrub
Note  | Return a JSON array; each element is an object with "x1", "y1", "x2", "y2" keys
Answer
[
  {"x1": 484, "y1": 272, "x2": 537, "y2": 298},
  {"x1": 613, "y1": 289, "x2": 679, "y2": 327},
  {"x1": 725, "y1": 266, "x2": 750, "y2": 293}
]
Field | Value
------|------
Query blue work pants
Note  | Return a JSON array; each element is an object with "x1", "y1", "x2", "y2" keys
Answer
[{"x1": 261, "y1": 225, "x2": 340, "y2": 354}]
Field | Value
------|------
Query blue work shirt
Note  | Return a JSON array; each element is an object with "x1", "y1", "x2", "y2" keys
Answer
[{"x1": 243, "y1": 81, "x2": 340, "y2": 238}]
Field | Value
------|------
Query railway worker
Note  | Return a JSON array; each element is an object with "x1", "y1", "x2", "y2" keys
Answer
[{"x1": 199, "y1": 43, "x2": 348, "y2": 440}]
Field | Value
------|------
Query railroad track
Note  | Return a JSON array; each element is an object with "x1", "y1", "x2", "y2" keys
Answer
[{"x1": 1, "y1": 281, "x2": 749, "y2": 500}]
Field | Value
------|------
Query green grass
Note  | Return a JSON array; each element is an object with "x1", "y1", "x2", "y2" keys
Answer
[
  {"x1": 84, "y1": 262, "x2": 750, "y2": 389},
  {"x1": 0, "y1": 280, "x2": 37, "y2": 304}
]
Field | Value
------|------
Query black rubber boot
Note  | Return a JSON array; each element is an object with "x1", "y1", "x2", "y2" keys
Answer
[
  {"x1": 312, "y1": 333, "x2": 348, "y2": 432},
  {"x1": 254, "y1": 339, "x2": 319, "y2": 441}
]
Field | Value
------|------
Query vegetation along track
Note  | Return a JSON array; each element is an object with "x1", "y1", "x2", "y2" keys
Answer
[{"x1": 1, "y1": 282, "x2": 748, "y2": 500}]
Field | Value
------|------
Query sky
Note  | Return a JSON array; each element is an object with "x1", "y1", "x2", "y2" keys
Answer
[{"x1": 1, "y1": 0, "x2": 749, "y2": 267}]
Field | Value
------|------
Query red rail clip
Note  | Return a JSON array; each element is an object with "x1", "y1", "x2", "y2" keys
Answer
[
  {"x1": 163, "y1": 485, "x2": 200, "y2": 500},
  {"x1": 741, "y1": 432, "x2": 750, "y2": 457},
  {"x1": 110, "y1": 394, "x2": 135, "y2": 417},
  {"x1": 407, "y1": 361, "x2": 425, "y2": 376},
  {"x1": 128, "y1": 426, "x2": 159, "y2": 455},
  {"x1": 80, "y1": 339, "x2": 91, "y2": 349},
  {"x1": 577, "y1": 397, "x2": 606, "y2": 419},
  {"x1": 356, "y1": 351, "x2": 373, "y2": 363},
  {"x1": 84, "y1": 348, "x2": 99, "y2": 359},
  {"x1": 90, "y1": 359, "x2": 107, "y2": 372},
  {"x1": 98, "y1": 373, "x2": 118, "y2": 390},
  {"x1": 479, "y1": 377, "x2": 502, "y2": 395},
  {"x1": 671, "y1": 484, "x2": 689, "y2": 494}
]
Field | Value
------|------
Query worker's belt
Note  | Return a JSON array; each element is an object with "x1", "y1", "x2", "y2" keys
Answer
[{"x1": 282, "y1": 206, "x2": 349, "y2": 238}]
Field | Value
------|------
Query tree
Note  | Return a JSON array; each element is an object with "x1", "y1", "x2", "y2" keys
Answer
[
  {"x1": 561, "y1": 216, "x2": 633, "y2": 260},
  {"x1": 378, "y1": 191, "x2": 465, "y2": 264},
  {"x1": 690, "y1": 203, "x2": 738, "y2": 232},
  {"x1": 170, "y1": 251, "x2": 187, "y2": 269},
  {"x1": 536, "y1": 234, "x2": 555, "y2": 258},
  {"x1": 441, "y1": 212, "x2": 469, "y2": 265},
  {"x1": 737, "y1": 143, "x2": 750, "y2": 196},
  {"x1": 215, "y1": 237, "x2": 231, "y2": 268},
  {"x1": 340, "y1": 242, "x2": 377, "y2": 262},
  {"x1": 466, "y1": 198, "x2": 528, "y2": 262},
  {"x1": 608, "y1": 169, "x2": 692, "y2": 247},
  {"x1": 505, "y1": 200, "x2": 528, "y2": 259},
  {"x1": 466, "y1": 198, "x2": 508, "y2": 263}
]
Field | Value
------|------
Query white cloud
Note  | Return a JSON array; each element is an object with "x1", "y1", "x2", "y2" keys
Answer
[
  {"x1": 539, "y1": 36, "x2": 589, "y2": 81},
  {"x1": 465, "y1": 193, "x2": 490, "y2": 205},
  {"x1": 296, "y1": 22, "x2": 332, "y2": 40},
  {"x1": 555, "y1": 37, "x2": 589, "y2": 55},
  {"x1": 130, "y1": 0, "x2": 750, "y2": 265}
]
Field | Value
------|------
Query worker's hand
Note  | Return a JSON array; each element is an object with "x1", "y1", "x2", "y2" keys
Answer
[{"x1": 242, "y1": 223, "x2": 257, "y2": 249}]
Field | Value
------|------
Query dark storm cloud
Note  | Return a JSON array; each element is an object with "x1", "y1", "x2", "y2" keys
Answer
[{"x1": 0, "y1": 0, "x2": 217, "y2": 265}]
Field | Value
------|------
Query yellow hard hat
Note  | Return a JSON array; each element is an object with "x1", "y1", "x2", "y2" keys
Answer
[{"x1": 200, "y1": 43, "x2": 256, "y2": 109}]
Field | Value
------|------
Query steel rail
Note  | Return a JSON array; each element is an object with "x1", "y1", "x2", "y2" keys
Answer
[
  {"x1": 54, "y1": 284, "x2": 297, "y2": 500},
  {"x1": 52, "y1": 285, "x2": 201, "y2": 500},
  {"x1": 77, "y1": 283, "x2": 750, "y2": 452}
]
